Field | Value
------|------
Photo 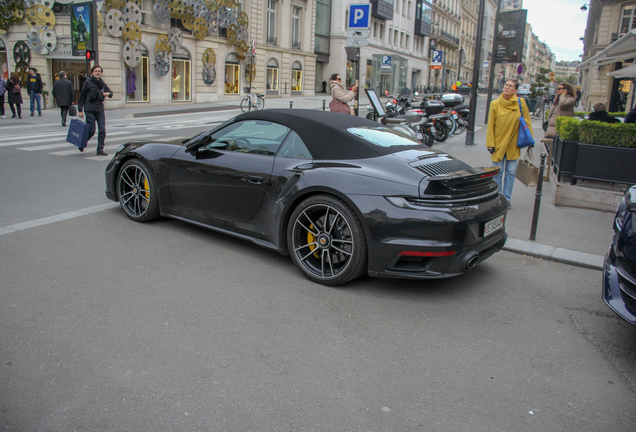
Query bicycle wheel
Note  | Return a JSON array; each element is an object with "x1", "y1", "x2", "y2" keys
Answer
[
  {"x1": 240, "y1": 97, "x2": 250, "y2": 113},
  {"x1": 453, "y1": 118, "x2": 466, "y2": 135},
  {"x1": 255, "y1": 96, "x2": 265, "y2": 110}
]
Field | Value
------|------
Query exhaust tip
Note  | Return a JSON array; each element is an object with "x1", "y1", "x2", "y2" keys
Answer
[{"x1": 465, "y1": 254, "x2": 479, "y2": 270}]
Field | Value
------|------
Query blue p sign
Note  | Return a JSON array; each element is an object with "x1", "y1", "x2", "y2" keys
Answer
[{"x1": 348, "y1": 4, "x2": 371, "y2": 29}]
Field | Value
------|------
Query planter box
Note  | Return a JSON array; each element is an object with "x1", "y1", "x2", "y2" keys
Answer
[
  {"x1": 552, "y1": 135, "x2": 636, "y2": 185},
  {"x1": 571, "y1": 142, "x2": 636, "y2": 185}
]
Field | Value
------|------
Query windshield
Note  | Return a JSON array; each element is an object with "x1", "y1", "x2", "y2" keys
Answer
[
  {"x1": 397, "y1": 87, "x2": 412, "y2": 100},
  {"x1": 347, "y1": 127, "x2": 421, "y2": 147}
]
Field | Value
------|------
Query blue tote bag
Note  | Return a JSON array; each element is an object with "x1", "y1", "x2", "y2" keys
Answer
[
  {"x1": 517, "y1": 99, "x2": 535, "y2": 148},
  {"x1": 66, "y1": 118, "x2": 91, "y2": 149}
]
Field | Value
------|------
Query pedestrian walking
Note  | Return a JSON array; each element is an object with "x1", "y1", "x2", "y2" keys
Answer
[
  {"x1": 27, "y1": 67, "x2": 43, "y2": 116},
  {"x1": 486, "y1": 79, "x2": 534, "y2": 207},
  {"x1": 78, "y1": 65, "x2": 113, "y2": 156},
  {"x1": 52, "y1": 71, "x2": 74, "y2": 126},
  {"x1": 5, "y1": 72, "x2": 23, "y2": 119},
  {"x1": 0, "y1": 74, "x2": 6, "y2": 118},
  {"x1": 329, "y1": 73, "x2": 357, "y2": 115},
  {"x1": 544, "y1": 82, "x2": 576, "y2": 138}
]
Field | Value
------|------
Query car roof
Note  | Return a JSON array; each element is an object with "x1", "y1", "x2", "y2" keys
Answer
[{"x1": 235, "y1": 109, "x2": 421, "y2": 160}]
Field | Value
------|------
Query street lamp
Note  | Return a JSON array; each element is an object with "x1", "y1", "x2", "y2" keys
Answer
[
  {"x1": 579, "y1": 36, "x2": 585, "y2": 41},
  {"x1": 580, "y1": 3, "x2": 589, "y2": 12}
]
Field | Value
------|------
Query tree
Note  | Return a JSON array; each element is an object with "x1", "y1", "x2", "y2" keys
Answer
[{"x1": 530, "y1": 67, "x2": 551, "y2": 99}]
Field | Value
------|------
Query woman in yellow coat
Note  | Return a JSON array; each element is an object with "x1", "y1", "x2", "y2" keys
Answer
[{"x1": 486, "y1": 79, "x2": 534, "y2": 205}]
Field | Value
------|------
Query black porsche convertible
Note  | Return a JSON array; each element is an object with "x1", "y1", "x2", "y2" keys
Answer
[{"x1": 105, "y1": 109, "x2": 508, "y2": 285}]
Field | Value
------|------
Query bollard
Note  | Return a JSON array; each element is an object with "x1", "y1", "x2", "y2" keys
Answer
[
  {"x1": 323, "y1": 100, "x2": 326, "y2": 111},
  {"x1": 529, "y1": 152, "x2": 547, "y2": 241},
  {"x1": 290, "y1": 101, "x2": 293, "y2": 109}
]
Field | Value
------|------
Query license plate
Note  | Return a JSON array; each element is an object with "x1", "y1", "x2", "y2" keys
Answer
[
  {"x1": 452, "y1": 113, "x2": 458, "y2": 119},
  {"x1": 484, "y1": 215, "x2": 504, "y2": 237},
  {"x1": 416, "y1": 132, "x2": 423, "y2": 140},
  {"x1": 445, "y1": 119, "x2": 453, "y2": 126}
]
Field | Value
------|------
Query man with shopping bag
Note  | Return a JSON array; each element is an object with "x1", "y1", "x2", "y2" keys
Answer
[
  {"x1": 77, "y1": 65, "x2": 113, "y2": 156},
  {"x1": 66, "y1": 117, "x2": 91, "y2": 150}
]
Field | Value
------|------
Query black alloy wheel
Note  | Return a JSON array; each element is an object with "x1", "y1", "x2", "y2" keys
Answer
[
  {"x1": 287, "y1": 195, "x2": 368, "y2": 286},
  {"x1": 117, "y1": 159, "x2": 160, "y2": 222},
  {"x1": 420, "y1": 126, "x2": 434, "y2": 147}
]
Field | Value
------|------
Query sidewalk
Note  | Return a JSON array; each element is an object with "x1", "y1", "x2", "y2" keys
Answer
[{"x1": 1, "y1": 94, "x2": 614, "y2": 270}]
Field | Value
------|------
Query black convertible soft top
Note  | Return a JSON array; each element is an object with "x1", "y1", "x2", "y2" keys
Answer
[{"x1": 235, "y1": 109, "x2": 421, "y2": 160}]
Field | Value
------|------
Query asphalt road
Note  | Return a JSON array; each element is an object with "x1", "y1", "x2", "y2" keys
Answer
[{"x1": 1, "y1": 103, "x2": 635, "y2": 431}]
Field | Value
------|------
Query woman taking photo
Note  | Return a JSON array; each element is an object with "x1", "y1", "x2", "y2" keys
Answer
[
  {"x1": 5, "y1": 72, "x2": 23, "y2": 119},
  {"x1": 544, "y1": 82, "x2": 576, "y2": 138},
  {"x1": 329, "y1": 73, "x2": 358, "y2": 115},
  {"x1": 486, "y1": 79, "x2": 534, "y2": 206}
]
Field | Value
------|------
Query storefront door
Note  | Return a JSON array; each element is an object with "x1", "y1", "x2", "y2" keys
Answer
[{"x1": 51, "y1": 60, "x2": 86, "y2": 105}]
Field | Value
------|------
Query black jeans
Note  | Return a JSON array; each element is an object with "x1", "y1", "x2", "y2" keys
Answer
[
  {"x1": 60, "y1": 106, "x2": 69, "y2": 124},
  {"x1": 0, "y1": 94, "x2": 4, "y2": 116},
  {"x1": 85, "y1": 111, "x2": 106, "y2": 152},
  {"x1": 9, "y1": 103, "x2": 21, "y2": 118}
]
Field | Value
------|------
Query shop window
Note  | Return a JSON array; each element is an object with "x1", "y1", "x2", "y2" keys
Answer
[
  {"x1": 267, "y1": 58, "x2": 279, "y2": 92},
  {"x1": 172, "y1": 55, "x2": 191, "y2": 102},
  {"x1": 126, "y1": 46, "x2": 149, "y2": 103},
  {"x1": 225, "y1": 52, "x2": 240, "y2": 94},
  {"x1": 291, "y1": 61, "x2": 302, "y2": 93}
]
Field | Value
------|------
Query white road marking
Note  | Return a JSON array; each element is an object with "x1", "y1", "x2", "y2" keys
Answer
[{"x1": 49, "y1": 134, "x2": 160, "y2": 156}]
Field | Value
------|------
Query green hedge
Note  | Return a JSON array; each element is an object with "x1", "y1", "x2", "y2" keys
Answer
[
  {"x1": 573, "y1": 111, "x2": 627, "y2": 118},
  {"x1": 556, "y1": 116, "x2": 636, "y2": 148}
]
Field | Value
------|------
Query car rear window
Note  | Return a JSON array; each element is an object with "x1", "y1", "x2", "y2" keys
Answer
[{"x1": 347, "y1": 126, "x2": 421, "y2": 147}]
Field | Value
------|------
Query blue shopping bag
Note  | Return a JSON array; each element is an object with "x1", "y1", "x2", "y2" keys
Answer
[
  {"x1": 516, "y1": 99, "x2": 535, "y2": 148},
  {"x1": 66, "y1": 118, "x2": 90, "y2": 149}
]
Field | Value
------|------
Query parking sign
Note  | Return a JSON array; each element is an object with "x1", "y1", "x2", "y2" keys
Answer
[{"x1": 348, "y1": 4, "x2": 371, "y2": 29}]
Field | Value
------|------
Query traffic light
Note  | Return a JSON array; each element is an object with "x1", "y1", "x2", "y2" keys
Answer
[{"x1": 86, "y1": 50, "x2": 96, "y2": 61}]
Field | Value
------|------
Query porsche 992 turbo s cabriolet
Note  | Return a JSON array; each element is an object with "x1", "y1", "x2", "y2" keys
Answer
[
  {"x1": 603, "y1": 185, "x2": 636, "y2": 326},
  {"x1": 105, "y1": 110, "x2": 508, "y2": 286}
]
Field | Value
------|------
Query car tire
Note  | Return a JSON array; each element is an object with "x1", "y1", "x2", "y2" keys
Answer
[
  {"x1": 117, "y1": 159, "x2": 160, "y2": 222},
  {"x1": 287, "y1": 195, "x2": 368, "y2": 286}
]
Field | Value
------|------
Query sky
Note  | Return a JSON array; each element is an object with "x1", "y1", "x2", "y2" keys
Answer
[{"x1": 523, "y1": 0, "x2": 589, "y2": 62}]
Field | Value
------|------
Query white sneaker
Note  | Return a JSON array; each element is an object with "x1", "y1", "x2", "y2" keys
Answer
[{"x1": 1, "y1": 115, "x2": 6, "y2": 118}]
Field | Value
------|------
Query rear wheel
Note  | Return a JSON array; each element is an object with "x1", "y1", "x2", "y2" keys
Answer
[
  {"x1": 240, "y1": 97, "x2": 250, "y2": 113},
  {"x1": 255, "y1": 96, "x2": 265, "y2": 110},
  {"x1": 287, "y1": 195, "x2": 367, "y2": 286},
  {"x1": 420, "y1": 127, "x2": 434, "y2": 147},
  {"x1": 433, "y1": 120, "x2": 449, "y2": 142},
  {"x1": 117, "y1": 159, "x2": 160, "y2": 222}
]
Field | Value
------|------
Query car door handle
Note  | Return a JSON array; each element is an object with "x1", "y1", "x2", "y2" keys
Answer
[{"x1": 242, "y1": 175, "x2": 263, "y2": 185}]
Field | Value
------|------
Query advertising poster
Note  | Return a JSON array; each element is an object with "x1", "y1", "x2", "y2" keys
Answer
[
  {"x1": 71, "y1": 2, "x2": 92, "y2": 56},
  {"x1": 494, "y1": 9, "x2": 527, "y2": 64}
]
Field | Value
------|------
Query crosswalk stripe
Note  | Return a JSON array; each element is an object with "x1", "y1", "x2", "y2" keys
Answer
[
  {"x1": 49, "y1": 134, "x2": 160, "y2": 156},
  {"x1": 0, "y1": 132, "x2": 68, "y2": 142},
  {"x1": 1, "y1": 130, "x2": 133, "y2": 147}
]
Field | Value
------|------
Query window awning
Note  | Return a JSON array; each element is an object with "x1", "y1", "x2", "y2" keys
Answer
[
  {"x1": 579, "y1": 29, "x2": 636, "y2": 70},
  {"x1": 607, "y1": 63, "x2": 636, "y2": 79}
]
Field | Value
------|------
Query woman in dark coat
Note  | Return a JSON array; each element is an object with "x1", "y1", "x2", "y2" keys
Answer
[
  {"x1": 5, "y1": 72, "x2": 23, "y2": 119},
  {"x1": 52, "y1": 71, "x2": 75, "y2": 126}
]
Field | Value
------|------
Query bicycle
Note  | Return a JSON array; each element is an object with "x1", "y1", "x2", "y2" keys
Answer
[{"x1": 240, "y1": 87, "x2": 265, "y2": 112}]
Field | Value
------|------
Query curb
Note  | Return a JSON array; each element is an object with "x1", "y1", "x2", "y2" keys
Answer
[{"x1": 503, "y1": 238, "x2": 604, "y2": 270}]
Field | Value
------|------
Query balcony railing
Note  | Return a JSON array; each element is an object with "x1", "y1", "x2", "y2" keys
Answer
[
  {"x1": 267, "y1": 36, "x2": 278, "y2": 46},
  {"x1": 433, "y1": 28, "x2": 459, "y2": 47},
  {"x1": 292, "y1": 41, "x2": 301, "y2": 50}
]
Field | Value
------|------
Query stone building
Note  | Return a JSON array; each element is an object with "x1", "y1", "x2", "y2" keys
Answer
[{"x1": 579, "y1": 0, "x2": 636, "y2": 112}]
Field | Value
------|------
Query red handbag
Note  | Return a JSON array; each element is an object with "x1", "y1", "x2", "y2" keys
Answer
[{"x1": 329, "y1": 98, "x2": 351, "y2": 114}]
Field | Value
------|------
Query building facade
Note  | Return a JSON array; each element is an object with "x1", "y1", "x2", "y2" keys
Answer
[{"x1": 579, "y1": 0, "x2": 635, "y2": 112}]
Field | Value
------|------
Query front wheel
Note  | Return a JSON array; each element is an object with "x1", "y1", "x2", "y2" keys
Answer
[
  {"x1": 420, "y1": 127, "x2": 434, "y2": 147},
  {"x1": 433, "y1": 120, "x2": 449, "y2": 142},
  {"x1": 240, "y1": 97, "x2": 250, "y2": 113},
  {"x1": 255, "y1": 96, "x2": 265, "y2": 110},
  {"x1": 287, "y1": 195, "x2": 368, "y2": 286},
  {"x1": 117, "y1": 159, "x2": 160, "y2": 222},
  {"x1": 453, "y1": 118, "x2": 466, "y2": 135}
]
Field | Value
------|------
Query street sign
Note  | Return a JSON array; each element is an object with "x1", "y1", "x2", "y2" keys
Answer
[
  {"x1": 348, "y1": 4, "x2": 371, "y2": 29},
  {"x1": 432, "y1": 50, "x2": 443, "y2": 63},
  {"x1": 346, "y1": 29, "x2": 370, "y2": 38},
  {"x1": 345, "y1": 38, "x2": 369, "y2": 47},
  {"x1": 517, "y1": 63, "x2": 523, "y2": 75},
  {"x1": 381, "y1": 55, "x2": 392, "y2": 69}
]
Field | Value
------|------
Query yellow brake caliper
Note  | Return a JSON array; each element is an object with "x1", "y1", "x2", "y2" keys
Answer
[
  {"x1": 144, "y1": 177, "x2": 150, "y2": 200},
  {"x1": 307, "y1": 224, "x2": 320, "y2": 258}
]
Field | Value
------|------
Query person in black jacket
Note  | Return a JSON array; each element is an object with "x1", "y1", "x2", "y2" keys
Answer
[
  {"x1": 588, "y1": 103, "x2": 621, "y2": 124},
  {"x1": 5, "y1": 72, "x2": 23, "y2": 119},
  {"x1": 78, "y1": 65, "x2": 113, "y2": 156},
  {"x1": 27, "y1": 67, "x2": 43, "y2": 116},
  {"x1": 53, "y1": 71, "x2": 74, "y2": 126},
  {"x1": 624, "y1": 106, "x2": 636, "y2": 124}
]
